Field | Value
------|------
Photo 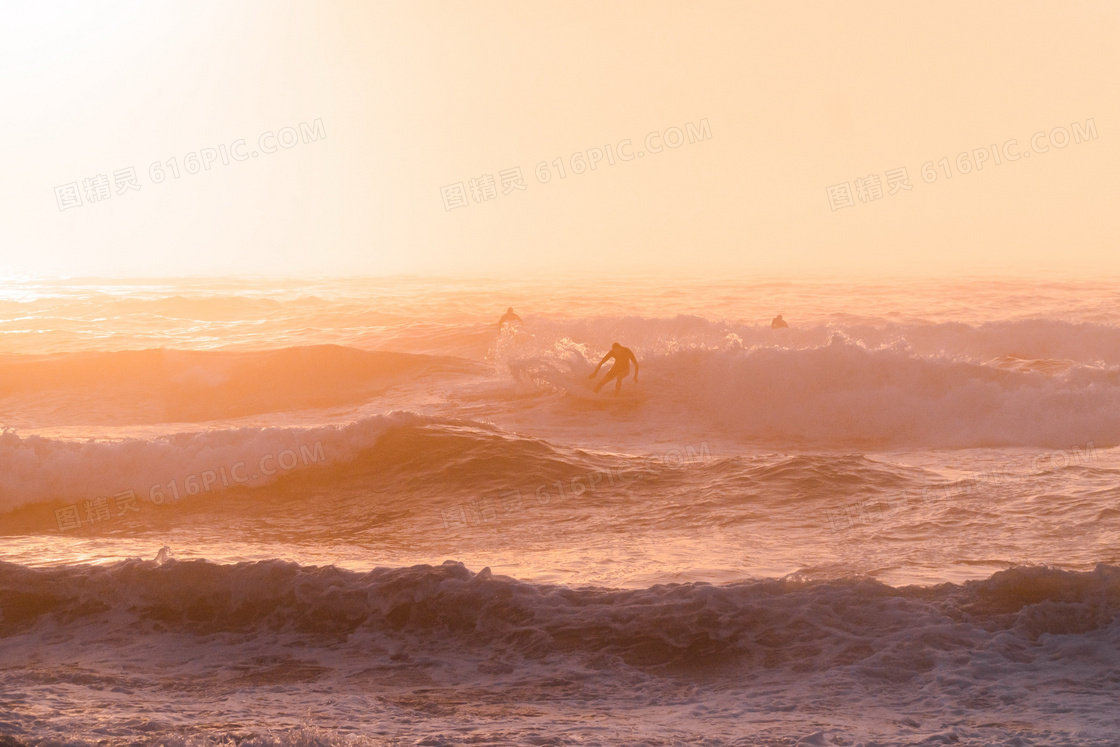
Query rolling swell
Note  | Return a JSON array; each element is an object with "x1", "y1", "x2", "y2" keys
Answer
[
  {"x1": 0, "y1": 412, "x2": 430, "y2": 513},
  {"x1": 2, "y1": 557, "x2": 1118, "y2": 674},
  {"x1": 658, "y1": 337, "x2": 1118, "y2": 448},
  {"x1": 0, "y1": 406, "x2": 1101, "y2": 522},
  {"x1": 0, "y1": 414, "x2": 681, "y2": 516},
  {"x1": 2, "y1": 320, "x2": 1117, "y2": 449},
  {"x1": 514, "y1": 336, "x2": 1118, "y2": 448},
  {"x1": 0, "y1": 345, "x2": 481, "y2": 425}
]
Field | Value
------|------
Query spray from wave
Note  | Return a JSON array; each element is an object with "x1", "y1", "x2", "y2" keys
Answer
[{"x1": 499, "y1": 333, "x2": 1116, "y2": 448}]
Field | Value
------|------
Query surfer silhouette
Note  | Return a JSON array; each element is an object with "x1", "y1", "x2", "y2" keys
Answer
[
  {"x1": 771, "y1": 314, "x2": 789, "y2": 329},
  {"x1": 589, "y1": 342, "x2": 639, "y2": 394},
  {"x1": 498, "y1": 307, "x2": 522, "y2": 330}
]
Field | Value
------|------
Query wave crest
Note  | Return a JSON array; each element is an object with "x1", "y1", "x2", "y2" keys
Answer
[{"x1": 3, "y1": 558, "x2": 1118, "y2": 673}]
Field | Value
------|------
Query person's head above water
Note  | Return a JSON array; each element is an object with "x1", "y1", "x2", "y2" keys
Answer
[
  {"x1": 507, "y1": 307, "x2": 514, "y2": 312},
  {"x1": 611, "y1": 342, "x2": 621, "y2": 349}
]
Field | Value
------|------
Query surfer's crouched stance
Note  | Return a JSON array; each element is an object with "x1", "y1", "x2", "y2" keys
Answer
[{"x1": 589, "y1": 342, "x2": 639, "y2": 394}]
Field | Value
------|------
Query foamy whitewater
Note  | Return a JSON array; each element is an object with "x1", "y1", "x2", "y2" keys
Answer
[{"x1": 1, "y1": 276, "x2": 1118, "y2": 746}]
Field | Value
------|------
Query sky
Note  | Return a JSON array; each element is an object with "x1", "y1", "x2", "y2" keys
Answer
[{"x1": 1, "y1": 0, "x2": 1117, "y2": 278}]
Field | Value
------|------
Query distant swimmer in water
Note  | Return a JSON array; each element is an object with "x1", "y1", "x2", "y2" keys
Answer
[
  {"x1": 771, "y1": 314, "x2": 789, "y2": 329},
  {"x1": 589, "y1": 342, "x2": 639, "y2": 394},
  {"x1": 498, "y1": 307, "x2": 522, "y2": 330}
]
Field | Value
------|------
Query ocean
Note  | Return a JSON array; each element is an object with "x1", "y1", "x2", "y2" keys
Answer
[{"x1": 1, "y1": 275, "x2": 1118, "y2": 746}]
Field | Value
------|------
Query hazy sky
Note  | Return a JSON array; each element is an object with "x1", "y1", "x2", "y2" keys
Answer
[{"x1": 2, "y1": 1, "x2": 1117, "y2": 278}]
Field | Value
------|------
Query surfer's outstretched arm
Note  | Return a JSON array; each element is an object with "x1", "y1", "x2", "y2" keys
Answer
[
  {"x1": 589, "y1": 351, "x2": 613, "y2": 378},
  {"x1": 631, "y1": 353, "x2": 639, "y2": 381}
]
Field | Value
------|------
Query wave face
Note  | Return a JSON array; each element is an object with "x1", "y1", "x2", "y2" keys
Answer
[
  {"x1": 0, "y1": 384, "x2": 1108, "y2": 518},
  {"x1": 2, "y1": 311, "x2": 1118, "y2": 450},
  {"x1": 2, "y1": 558, "x2": 1120, "y2": 744},
  {"x1": 3, "y1": 334, "x2": 1115, "y2": 448},
  {"x1": 3, "y1": 279, "x2": 1120, "y2": 744},
  {"x1": 0, "y1": 413, "x2": 431, "y2": 513},
  {"x1": 4, "y1": 557, "x2": 1119, "y2": 668},
  {"x1": 638, "y1": 337, "x2": 1116, "y2": 448},
  {"x1": 0, "y1": 410, "x2": 650, "y2": 515},
  {"x1": 501, "y1": 333, "x2": 1117, "y2": 449}
]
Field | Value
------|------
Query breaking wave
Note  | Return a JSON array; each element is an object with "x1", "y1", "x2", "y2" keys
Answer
[{"x1": 3, "y1": 557, "x2": 1119, "y2": 673}]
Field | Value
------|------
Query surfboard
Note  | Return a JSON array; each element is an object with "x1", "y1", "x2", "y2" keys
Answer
[{"x1": 562, "y1": 376, "x2": 646, "y2": 405}]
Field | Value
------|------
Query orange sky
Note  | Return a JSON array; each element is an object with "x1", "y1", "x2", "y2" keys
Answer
[{"x1": 1, "y1": 1, "x2": 1117, "y2": 278}]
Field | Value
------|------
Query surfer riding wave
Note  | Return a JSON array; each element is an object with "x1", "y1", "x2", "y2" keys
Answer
[{"x1": 589, "y1": 342, "x2": 639, "y2": 395}]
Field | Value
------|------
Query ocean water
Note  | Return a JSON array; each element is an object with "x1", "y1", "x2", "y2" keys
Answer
[{"x1": 1, "y1": 275, "x2": 1119, "y2": 746}]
